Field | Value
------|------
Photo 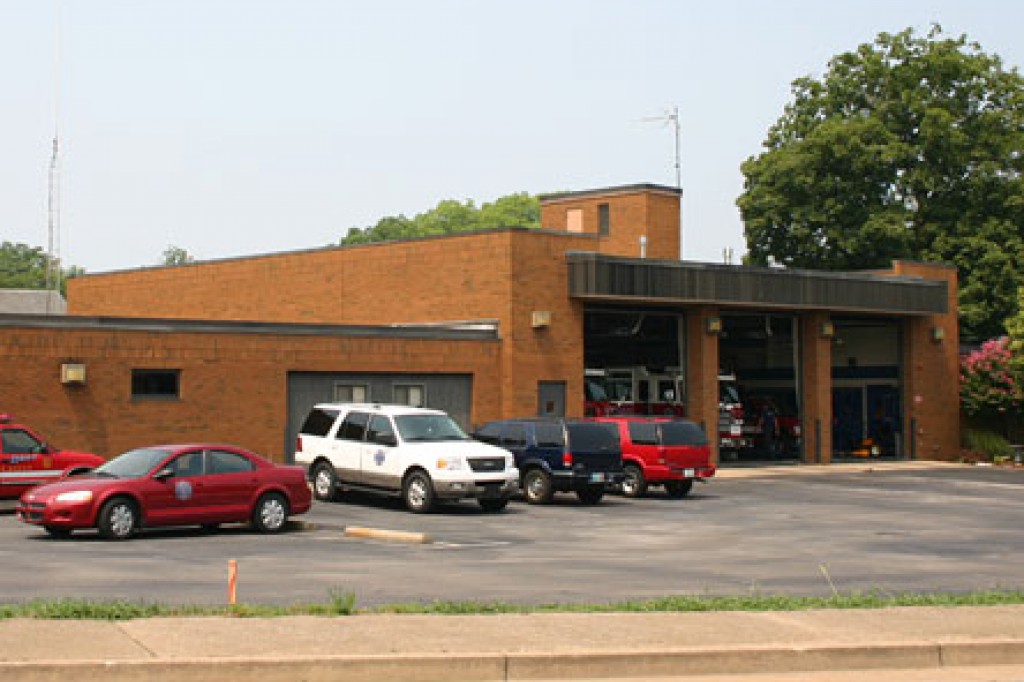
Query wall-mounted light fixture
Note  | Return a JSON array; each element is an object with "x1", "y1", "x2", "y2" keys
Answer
[
  {"x1": 931, "y1": 326, "x2": 945, "y2": 342},
  {"x1": 820, "y1": 321, "x2": 835, "y2": 338},
  {"x1": 706, "y1": 316, "x2": 723, "y2": 335},
  {"x1": 60, "y1": 362, "x2": 86, "y2": 385},
  {"x1": 531, "y1": 310, "x2": 552, "y2": 329}
]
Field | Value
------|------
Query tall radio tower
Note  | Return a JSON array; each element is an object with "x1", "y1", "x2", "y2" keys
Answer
[{"x1": 45, "y1": 2, "x2": 63, "y2": 311}]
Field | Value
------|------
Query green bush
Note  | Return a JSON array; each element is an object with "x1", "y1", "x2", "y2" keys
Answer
[{"x1": 963, "y1": 429, "x2": 1014, "y2": 460}]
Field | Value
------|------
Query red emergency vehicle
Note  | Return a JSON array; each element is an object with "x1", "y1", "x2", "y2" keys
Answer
[{"x1": 0, "y1": 414, "x2": 105, "y2": 500}]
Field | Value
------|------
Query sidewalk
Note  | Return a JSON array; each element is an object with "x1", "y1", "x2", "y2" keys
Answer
[{"x1": 2, "y1": 605, "x2": 1023, "y2": 681}]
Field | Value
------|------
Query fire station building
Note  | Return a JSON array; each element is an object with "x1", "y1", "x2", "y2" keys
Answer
[{"x1": 0, "y1": 184, "x2": 960, "y2": 465}]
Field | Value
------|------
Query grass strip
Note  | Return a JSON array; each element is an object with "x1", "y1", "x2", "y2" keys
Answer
[{"x1": 2, "y1": 589, "x2": 1024, "y2": 620}]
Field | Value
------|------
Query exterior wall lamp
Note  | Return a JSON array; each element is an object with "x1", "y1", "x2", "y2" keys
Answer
[
  {"x1": 705, "y1": 317, "x2": 723, "y2": 335},
  {"x1": 931, "y1": 326, "x2": 946, "y2": 342},
  {"x1": 60, "y1": 362, "x2": 86, "y2": 385},
  {"x1": 820, "y1": 321, "x2": 835, "y2": 338},
  {"x1": 531, "y1": 310, "x2": 552, "y2": 329}
]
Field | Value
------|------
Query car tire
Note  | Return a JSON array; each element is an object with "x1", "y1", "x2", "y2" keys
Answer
[
  {"x1": 621, "y1": 463, "x2": 647, "y2": 498},
  {"x1": 403, "y1": 471, "x2": 436, "y2": 514},
  {"x1": 478, "y1": 497, "x2": 509, "y2": 513},
  {"x1": 253, "y1": 492, "x2": 289, "y2": 533},
  {"x1": 44, "y1": 526, "x2": 72, "y2": 539},
  {"x1": 97, "y1": 497, "x2": 138, "y2": 540},
  {"x1": 312, "y1": 461, "x2": 338, "y2": 502},
  {"x1": 522, "y1": 469, "x2": 554, "y2": 505},
  {"x1": 576, "y1": 484, "x2": 605, "y2": 505},
  {"x1": 665, "y1": 479, "x2": 694, "y2": 498}
]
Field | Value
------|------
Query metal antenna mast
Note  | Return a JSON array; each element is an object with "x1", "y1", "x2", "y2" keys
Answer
[
  {"x1": 642, "y1": 105, "x2": 681, "y2": 188},
  {"x1": 45, "y1": 2, "x2": 63, "y2": 311}
]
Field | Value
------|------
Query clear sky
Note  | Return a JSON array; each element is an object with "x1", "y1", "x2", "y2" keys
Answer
[{"x1": 3, "y1": 0, "x2": 1023, "y2": 274}]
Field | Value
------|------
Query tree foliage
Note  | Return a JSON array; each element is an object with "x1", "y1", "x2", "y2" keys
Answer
[
  {"x1": 161, "y1": 245, "x2": 196, "y2": 266},
  {"x1": 738, "y1": 26, "x2": 1024, "y2": 340},
  {"x1": 341, "y1": 193, "x2": 540, "y2": 245},
  {"x1": 959, "y1": 337, "x2": 1021, "y2": 417},
  {"x1": 0, "y1": 241, "x2": 82, "y2": 293}
]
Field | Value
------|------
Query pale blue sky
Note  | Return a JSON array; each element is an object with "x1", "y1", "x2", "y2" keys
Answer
[{"x1": 3, "y1": 0, "x2": 1023, "y2": 273}]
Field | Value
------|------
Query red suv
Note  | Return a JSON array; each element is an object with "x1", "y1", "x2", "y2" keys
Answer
[
  {"x1": 589, "y1": 417, "x2": 715, "y2": 498},
  {"x1": 0, "y1": 414, "x2": 105, "y2": 500}
]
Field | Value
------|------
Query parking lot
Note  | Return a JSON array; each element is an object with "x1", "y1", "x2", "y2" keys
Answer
[{"x1": 1, "y1": 464, "x2": 1022, "y2": 607}]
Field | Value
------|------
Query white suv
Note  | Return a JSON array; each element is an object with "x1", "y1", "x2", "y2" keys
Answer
[{"x1": 294, "y1": 403, "x2": 519, "y2": 513}]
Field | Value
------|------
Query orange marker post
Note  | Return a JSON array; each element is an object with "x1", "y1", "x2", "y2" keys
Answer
[{"x1": 228, "y1": 559, "x2": 237, "y2": 605}]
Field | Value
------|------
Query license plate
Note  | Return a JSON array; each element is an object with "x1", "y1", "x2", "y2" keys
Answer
[
  {"x1": 684, "y1": 468, "x2": 695, "y2": 478},
  {"x1": 590, "y1": 473, "x2": 606, "y2": 483}
]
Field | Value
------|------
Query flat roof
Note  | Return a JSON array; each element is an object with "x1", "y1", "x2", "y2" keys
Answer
[
  {"x1": 0, "y1": 314, "x2": 501, "y2": 341},
  {"x1": 539, "y1": 183, "x2": 682, "y2": 204}
]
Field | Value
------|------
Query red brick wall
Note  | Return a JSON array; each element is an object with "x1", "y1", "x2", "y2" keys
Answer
[
  {"x1": 0, "y1": 325, "x2": 501, "y2": 462},
  {"x1": 892, "y1": 261, "x2": 961, "y2": 460},
  {"x1": 539, "y1": 188, "x2": 681, "y2": 260}
]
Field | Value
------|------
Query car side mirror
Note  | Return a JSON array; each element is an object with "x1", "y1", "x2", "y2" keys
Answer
[{"x1": 153, "y1": 468, "x2": 175, "y2": 481}]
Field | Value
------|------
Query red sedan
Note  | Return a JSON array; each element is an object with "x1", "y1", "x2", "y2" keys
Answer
[
  {"x1": 16, "y1": 444, "x2": 311, "y2": 539},
  {"x1": 1, "y1": 414, "x2": 105, "y2": 500}
]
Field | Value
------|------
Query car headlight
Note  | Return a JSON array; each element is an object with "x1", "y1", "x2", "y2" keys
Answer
[
  {"x1": 436, "y1": 456, "x2": 464, "y2": 470},
  {"x1": 54, "y1": 490, "x2": 94, "y2": 504}
]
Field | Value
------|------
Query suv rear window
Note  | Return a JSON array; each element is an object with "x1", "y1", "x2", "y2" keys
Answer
[
  {"x1": 660, "y1": 420, "x2": 708, "y2": 446},
  {"x1": 300, "y1": 408, "x2": 340, "y2": 437},
  {"x1": 534, "y1": 422, "x2": 564, "y2": 448},
  {"x1": 626, "y1": 422, "x2": 659, "y2": 446},
  {"x1": 337, "y1": 412, "x2": 370, "y2": 441},
  {"x1": 566, "y1": 422, "x2": 618, "y2": 452}
]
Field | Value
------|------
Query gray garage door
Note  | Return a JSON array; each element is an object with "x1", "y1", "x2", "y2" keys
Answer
[{"x1": 285, "y1": 372, "x2": 473, "y2": 463}]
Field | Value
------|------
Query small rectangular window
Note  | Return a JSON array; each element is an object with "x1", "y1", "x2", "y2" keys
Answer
[
  {"x1": 393, "y1": 384, "x2": 425, "y2": 407},
  {"x1": 132, "y1": 369, "x2": 180, "y2": 400},
  {"x1": 598, "y1": 203, "x2": 610, "y2": 235},
  {"x1": 566, "y1": 208, "x2": 583, "y2": 233},
  {"x1": 334, "y1": 383, "x2": 368, "y2": 403}
]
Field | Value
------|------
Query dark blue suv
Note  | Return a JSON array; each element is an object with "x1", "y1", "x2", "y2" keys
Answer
[{"x1": 471, "y1": 419, "x2": 623, "y2": 505}]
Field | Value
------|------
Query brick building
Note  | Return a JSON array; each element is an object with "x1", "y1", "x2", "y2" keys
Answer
[{"x1": 1, "y1": 184, "x2": 959, "y2": 464}]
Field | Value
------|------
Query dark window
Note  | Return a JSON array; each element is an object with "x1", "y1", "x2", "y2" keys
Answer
[
  {"x1": 132, "y1": 369, "x2": 180, "y2": 400},
  {"x1": 300, "y1": 408, "x2": 340, "y2": 437},
  {"x1": 534, "y1": 422, "x2": 564, "y2": 448},
  {"x1": 167, "y1": 450, "x2": 205, "y2": 477},
  {"x1": 566, "y1": 422, "x2": 619, "y2": 452},
  {"x1": 337, "y1": 411, "x2": 370, "y2": 441},
  {"x1": 627, "y1": 422, "x2": 659, "y2": 446},
  {"x1": 366, "y1": 415, "x2": 396, "y2": 446},
  {"x1": 598, "y1": 203, "x2": 610, "y2": 235},
  {"x1": 660, "y1": 420, "x2": 708, "y2": 446},
  {"x1": 473, "y1": 422, "x2": 503, "y2": 444},
  {"x1": 1, "y1": 429, "x2": 44, "y2": 454},
  {"x1": 501, "y1": 424, "x2": 527, "y2": 448},
  {"x1": 208, "y1": 450, "x2": 255, "y2": 474}
]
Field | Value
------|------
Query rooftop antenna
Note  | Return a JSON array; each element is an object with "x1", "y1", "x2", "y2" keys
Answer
[
  {"x1": 642, "y1": 105, "x2": 681, "y2": 189},
  {"x1": 45, "y1": 1, "x2": 63, "y2": 311},
  {"x1": 642, "y1": 105, "x2": 683, "y2": 258}
]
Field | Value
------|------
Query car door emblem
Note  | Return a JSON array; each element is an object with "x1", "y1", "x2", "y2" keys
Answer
[
  {"x1": 374, "y1": 450, "x2": 385, "y2": 466},
  {"x1": 174, "y1": 480, "x2": 193, "y2": 501}
]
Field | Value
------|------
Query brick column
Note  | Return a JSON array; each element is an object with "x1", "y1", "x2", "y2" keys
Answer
[
  {"x1": 800, "y1": 313, "x2": 834, "y2": 464},
  {"x1": 893, "y1": 262, "x2": 960, "y2": 460},
  {"x1": 686, "y1": 307, "x2": 721, "y2": 464}
]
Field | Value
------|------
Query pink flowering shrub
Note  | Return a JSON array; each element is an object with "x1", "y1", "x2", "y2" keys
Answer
[{"x1": 960, "y1": 337, "x2": 1022, "y2": 417}]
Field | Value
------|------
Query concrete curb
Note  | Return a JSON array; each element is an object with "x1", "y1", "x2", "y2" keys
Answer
[
  {"x1": 4, "y1": 639, "x2": 1023, "y2": 682},
  {"x1": 343, "y1": 525, "x2": 433, "y2": 544}
]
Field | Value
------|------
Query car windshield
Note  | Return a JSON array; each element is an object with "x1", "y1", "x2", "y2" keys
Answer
[
  {"x1": 394, "y1": 414, "x2": 469, "y2": 442},
  {"x1": 93, "y1": 448, "x2": 172, "y2": 479}
]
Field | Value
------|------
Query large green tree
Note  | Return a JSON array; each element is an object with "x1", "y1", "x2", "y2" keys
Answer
[
  {"x1": 738, "y1": 26, "x2": 1024, "y2": 340},
  {"x1": 0, "y1": 241, "x2": 82, "y2": 293},
  {"x1": 341, "y1": 192, "x2": 540, "y2": 245}
]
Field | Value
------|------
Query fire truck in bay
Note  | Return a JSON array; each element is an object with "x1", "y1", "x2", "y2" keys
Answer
[{"x1": 584, "y1": 369, "x2": 749, "y2": 453}]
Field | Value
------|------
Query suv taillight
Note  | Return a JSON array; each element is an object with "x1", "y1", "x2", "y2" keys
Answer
[
  {"x1": 296, "y1": 436, "x2": 303, "y2": 453},
  {"x1": 562, "y1": 451, "x2": 573, "y2": 467}
]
